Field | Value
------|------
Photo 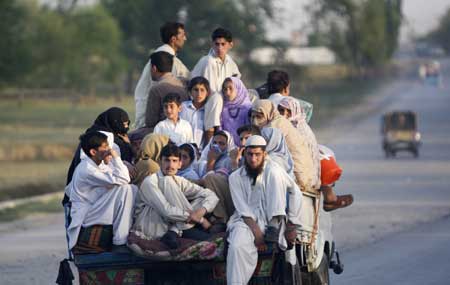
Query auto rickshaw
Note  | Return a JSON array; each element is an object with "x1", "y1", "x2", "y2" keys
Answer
[{"x1": 382, "y1": 111, "x2": 421, "y2": 158}]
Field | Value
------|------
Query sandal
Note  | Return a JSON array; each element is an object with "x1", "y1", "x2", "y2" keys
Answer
[{"x1": 323, "y1": 194, "x2": 354, "y2": 212}]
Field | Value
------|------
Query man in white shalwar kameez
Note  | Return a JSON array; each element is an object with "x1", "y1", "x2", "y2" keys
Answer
[
  {"x1": 190, "y1": 27, "x2": 241, "y2": 144},
  {"x1": 130, "y1": 144, "x2": 219, "y2": 250},
  {"x1": 134, "y1": 22, "x2": 189, "y2": 128},
  {"x1": 226, "y1": 135, "x2": 302, "y2": 285},
  {"x1": 66, "y1": 131, "x2": 136, "y2": 250}
]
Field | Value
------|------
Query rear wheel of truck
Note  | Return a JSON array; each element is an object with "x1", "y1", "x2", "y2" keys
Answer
[{"x1": 301, "y1": 254, "x2": 330, "y2": 285}]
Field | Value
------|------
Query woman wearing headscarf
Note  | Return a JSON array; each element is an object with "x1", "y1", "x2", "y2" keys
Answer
[
  {"x1": 220, "y1": 77, "x2": 252, "y2": 144},
  {"x1": 66, "y1": 107, "x2": 133, "y2": 186},
  {"x1": 251, "y1": 99, "x2": 321, "y2": 195},
  {"x1": 198, "y1": 130, "x2": 235, "y2": 177},
  {"x1": 260, "y1": 127, "x2": 294, "y2": 177},
  {"x1": 178, "y1": 143, "x2": 201, "y2": 180},
  {"x1": 278, "y1": 97, "x2": 320, "y2": 182},
  {"x1": 132, "y1": 133, "x2": 170, "y2": 187}
]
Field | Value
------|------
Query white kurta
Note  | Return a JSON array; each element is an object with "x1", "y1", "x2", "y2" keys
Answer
[
  {"x1": 134, "y1": 44, "x2": 190, "y2": 128},
  {"x1": 180, "y1": 101, "x2": 205, "y2": 148},
  {"x1": 190, "y1": 49, "x2": 241, "y2": 130},
  {"x1": 131, "y1": 171, "x2": 219, "y2": 239},
  {"x1": 226, "y1": 159, "x2": 302, "y2": 285},
  {"x1": 153, "y1": 118, "x2": 194, "y2": 146},
  {"x1": 268, "y1": 93, "x2": 285, "y2": 107},
  {"x1": 66, "y1": 156, "x2": 136, "y2": 249}
]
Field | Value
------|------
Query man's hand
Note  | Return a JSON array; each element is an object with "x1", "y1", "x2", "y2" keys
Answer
[
  {"x1": 187, "y1": 207, "x2": 207, "y2": 224},
  {"x1": 243, "y1": 217, "x2": 265, "y2": 247},
  {"x1": 207, "y1": 149, "x2": 221, "y2": 162},
  {"x1": 110, "y1": 148, "x2": 119, "y2": 158},
  {"x1": 229, "y1": 147, "x2": 244, "y2": 170}
]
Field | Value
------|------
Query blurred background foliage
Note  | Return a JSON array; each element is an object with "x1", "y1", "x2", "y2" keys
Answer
[{"x1": 0, "y1": 0, "x2": 425, "y2": 94}]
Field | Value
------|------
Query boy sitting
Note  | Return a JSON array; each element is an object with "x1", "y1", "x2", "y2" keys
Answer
[
  {"x1": 130, "y1": 144, "x2": 219, "y2": 249},
  {"x1": 153, "y1": 93, "x2": 194, "y2": 145}
]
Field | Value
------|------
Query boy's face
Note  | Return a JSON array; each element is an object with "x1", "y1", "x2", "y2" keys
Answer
[
  {"x1": 161, "y1": 155, "x2": 181, "y2": 176},
  {"x1": 212, "y1": 37, "x2": 233, "y2": 59},
  {"x1": 191, "y1": 84, "x2": 208, "y2": 105},
  {"x1": 239, "y1": 131, "x2": 252, "y2": 147},
  {"x1": 163, "y1": 102, "x2": 181, "y2": 121}
]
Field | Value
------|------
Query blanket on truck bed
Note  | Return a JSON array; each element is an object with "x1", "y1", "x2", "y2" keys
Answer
[{"x1": 127, "y1": 231, "x2": 226, "y2": 261}]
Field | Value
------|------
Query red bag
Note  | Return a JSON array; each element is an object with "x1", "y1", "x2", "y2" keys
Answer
[{"x1": 319, "y1": 145, "x2": 342, "y2": 186}]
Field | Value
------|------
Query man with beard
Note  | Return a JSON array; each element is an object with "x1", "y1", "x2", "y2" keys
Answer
[{"x1": 226, "y1": 135, "x2": 302, "y2": 285}]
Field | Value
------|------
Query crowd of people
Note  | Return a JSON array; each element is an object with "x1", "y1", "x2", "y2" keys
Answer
[{"x1": 63, "y1": 22, "x2": 353, "y2": 284}]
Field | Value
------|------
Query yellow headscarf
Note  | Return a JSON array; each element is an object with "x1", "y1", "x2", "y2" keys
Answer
[{"x1": 132, "y1": 133, "x2": 170, "y2": 186}]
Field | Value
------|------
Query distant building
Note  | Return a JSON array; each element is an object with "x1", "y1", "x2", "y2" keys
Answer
[{"x1": 250, "y1": 46, "x2": 336, "y2": 66}]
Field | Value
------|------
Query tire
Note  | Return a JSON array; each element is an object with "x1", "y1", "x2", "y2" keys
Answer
[{"x1": 301, "y1": 254, "x2": 330, "y2": 285}]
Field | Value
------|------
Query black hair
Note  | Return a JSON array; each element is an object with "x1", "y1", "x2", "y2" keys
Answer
[
  {"x1": 179, "y1": 143, "x2": 196, "y2": 162},
  {"x1": 161, "y1": 144, "x2": 181, "y2": 159},
  {"x1": 267, "y1": 70, "x2": 290, "y2": 94},
  {"x1": 150, "y1": 51, "x2": 174, "y2": 73},
  {"x1": 188, "y1": 76, "x2": 211, "y2": 94},
  {"x1": 162, "y1": 93, "x2": 182, "y2": 106},
  {"x1": 80, "y1": 131, "x2": 108, "y2": 158},
  {"x1": 211, "y1": 27, "x2": 233, "y2": 42},
  {"x1": 160, "y1": 22, "x2": 185, "y2": 44},
  {"x1": 237, "y1": 125, "x2": 261, "y2": 136}
]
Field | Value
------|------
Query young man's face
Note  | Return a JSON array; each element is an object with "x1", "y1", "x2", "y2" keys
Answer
[
  {"x1": 239, "y1": 131, "x2": 252, "y2": 147},
  {"x1": 191, "y1": 84, "x2": 208, "y2": 106},
  {"x1": 172, "y1": 28, "x2": 187, "y2": 50},
  {"x1": 163, "y1": 102, "x2": 181, "y2": 121},
  {"x1": 212, "y1": 134, "x2": 228, "y2": 152},
  {"x1": 212, "y1": 37, "x2": 233, "y2": 60},
  {"x1": 161, "y1": 155, "x2": 181, "y2": 176},
  {"x1": 91, "y1": 141, "x2": 112, "y2": 165},
  {"x1": 244, "y1": 147, "x2": 266, "y2": 170}
]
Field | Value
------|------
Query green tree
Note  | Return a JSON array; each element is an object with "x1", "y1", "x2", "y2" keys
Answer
[
  {"x1": 23, "y1": 3, "x2": 125, "y2": 93},
  {"x1": 102, "y1": 0, "x2": 273, "y2": 90},
  {"x1": 309, "y1": 0, "x2": 402, "y2": 68},
  {"x1": 0, "y1": 0, "x2": 33, "y2": 87},
  {"x1": 429, "y1": 8, "x2": 450, "y2": 52}
]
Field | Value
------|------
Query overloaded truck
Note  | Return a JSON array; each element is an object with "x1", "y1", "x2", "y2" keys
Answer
[{"x1": 66, "y1": 193, "x2": 344, "y2": 284}]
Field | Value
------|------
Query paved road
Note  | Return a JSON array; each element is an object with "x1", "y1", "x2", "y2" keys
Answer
[
  {"x1": 0, "y1": 61, "x2": 449, "y2": 284},
  {"x1": 328, "y1": 61, "x2": 450, "y2": 284}
]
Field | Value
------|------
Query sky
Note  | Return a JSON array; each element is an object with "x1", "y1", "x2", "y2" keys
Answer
[{"x1": 266, "y1": 0, "x2": 450, "y2": 44}]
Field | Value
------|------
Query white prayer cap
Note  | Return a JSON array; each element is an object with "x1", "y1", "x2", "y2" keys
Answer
[{"x1": 245, "y1": 135, "x2": 267, "y2": 148}]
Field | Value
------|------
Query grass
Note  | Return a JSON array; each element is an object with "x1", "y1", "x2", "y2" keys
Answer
[
  {"x1": 0, "y1": 196, "x2": 62, "y2": 222},
  {"x1": 0, "y1": 96, "x2": 135, "y2": 201},
  {"x1": 0, "y1": 161, "x2": 68, "y2": 201}
]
